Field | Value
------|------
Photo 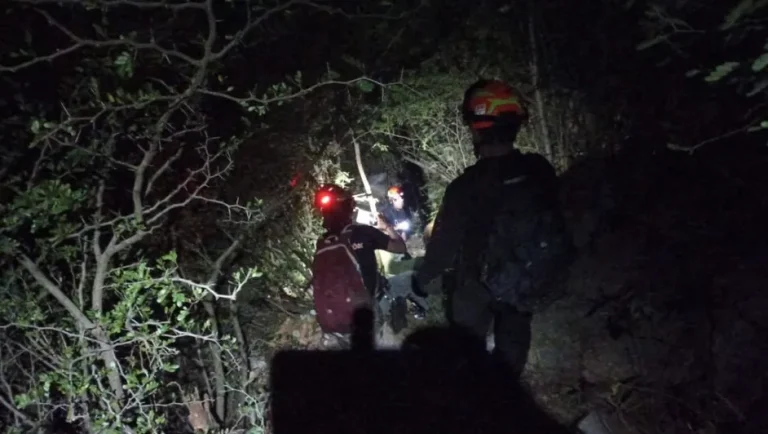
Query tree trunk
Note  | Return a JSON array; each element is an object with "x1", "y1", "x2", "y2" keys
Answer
[
  {"x1": 527, "y1": 0, "x2": 554, "y2": 161},
  {"x1": 352, "y1": 133, "x2": 378, "y2": 215}
]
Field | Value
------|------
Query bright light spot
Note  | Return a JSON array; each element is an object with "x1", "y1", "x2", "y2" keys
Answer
[
  {"x1": 395, "y1": 220, "x2": 410, "y2": 231},
  {"x1": 320, "y1": 195, "x2": 331, "y2": 205},
  {"x1": 356, "y1": 209, "x2": 375, "y2": 225}
]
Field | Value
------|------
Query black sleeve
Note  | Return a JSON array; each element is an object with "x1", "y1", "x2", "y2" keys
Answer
[
  {"x1": 527, "y1": 153, "x2": 559, "y2": 199},
  {"x1": 358, "y1": 224, "x2": 391, "y2": 251},
  {"x1": 416, "y1": 179, "x2": 468, "y2": 288}
]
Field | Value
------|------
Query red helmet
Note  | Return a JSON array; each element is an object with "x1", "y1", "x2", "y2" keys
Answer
[
  {"x1": 314, "y1": 184, "x2": 353, "y2": 214},
  {"x1": 461, "y1": 79, "x2": 527, "y2": 130},
  {"x1": 387, "y1": 185, "x2": 404, "y2": 199}
]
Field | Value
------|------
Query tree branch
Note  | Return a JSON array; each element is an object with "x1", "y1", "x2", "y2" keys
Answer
[
  {"x1": 0, "y1": 8, "x2": 202, "y2": 73},
  {"x1": 15, "y1": 255, "x2": 129, "y2": 401},
  {"x1": 17, "y1": 255, "x2": 94, "y2": 330},
  {"x1": 0, "y1": 392, "x2": 32, "y2": 426},
  {"x1": 145, "y1": 146, "x2": 184, "y2": 197},
  {"x1": 666, "y1": 124, "x2": 753, "y2": 155},
  {"x1": 21, "y1": 0, "x2": 208, "y2": 10},
  {"x1": 211, "y1": 0, "x2": 300, "y2": 61},
  {"x1": 196, "y1": 77, "x2": 390, "y2": 106}
]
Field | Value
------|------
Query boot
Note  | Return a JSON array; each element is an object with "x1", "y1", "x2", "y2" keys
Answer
[
  {"x1": 411, "y1": 303, "x2": 427, "y2": 320},
  {"x1": 390, "y1": 296, "x2": 408, "y2": 334}
]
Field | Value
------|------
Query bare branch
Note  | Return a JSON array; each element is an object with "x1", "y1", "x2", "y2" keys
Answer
[
  {"x1": 130, "y1": 0, "x2": 219, "y2": 223},
  {"x1": 205, "y1": 236, "x2": 243, "y2": 287},
  {"x1": 145, "y1": 146, "x2": 184, "y2": 197},
  {"x1": 93, "y1": 181, "x2": 105, "y2": 258},
  {"x1": 109, "y1": 227, "x2": 155, "y2": 254},
  {"x1": 145, "y1": 149, "x2": 233, "y2": 225},
  {"x1": 173, "y1": 269, "x2": 255, "y2": 302},
  {"x1": 68, "y1": 146, "x2": 232, "y2": 242},
  {"x1": 196, "y1": 77, "x2": 391, "y2": 106},
  {"x1": 26, "y1": 143, "x2": 50, "y2": 190},
  {"x1": 77, "y1": 252, "x2": 88, "y2": 313},
  {"x1": 132, "y1": 143, "x2": 160, "y2": 224},
  {"x1": 212, "y1": 0, "x2": 300, "y2": 60},
  {"x1": 202, "y1": 0, "x2": 217, "y2": 60},
  {"x1": 0, "y1": 391, "x2": 32, "y2": 425},
  {"x1": 666, "y1": 124, "x2": 754, "y2": 155},
  {"x1": 17, "y1": 254, "x2": 94, "y2": 330},
  {"x1": 58, "y1": 141, "x2": 139, "y2": 172},
  {"x1": 91, "y1": 254, "x2": 110, "y2": 314},
  {"x1": 20, "y1": 0, "x2": 208, "y2": 10},
  {"x1": 0, "y1": 8, "x2": 202, "y2": 73},
  {"x1": 294, "y1": 0, "x2": 417, "y2": 20}
]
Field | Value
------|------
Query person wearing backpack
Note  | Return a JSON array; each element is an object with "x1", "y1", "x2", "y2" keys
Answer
[
  {"x1": 414, "y1": 79, "x2": 576, "y2": 376},
  {"x1": 311, "y1": 184, "x2": 408, "y2": 340}
]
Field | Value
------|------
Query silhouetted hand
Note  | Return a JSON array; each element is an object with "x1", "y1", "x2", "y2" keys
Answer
[{"x1": 376, "y1": 213, "x2": 392, "y2": 231}]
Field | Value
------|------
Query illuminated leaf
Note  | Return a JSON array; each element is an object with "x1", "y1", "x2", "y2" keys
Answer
[
  {"x1": 341, "y1": 54, "x2": 366, "y2": 71},
  {"x1": 704, "y1": 62, "x2": 740, "y2": 82},
  {"x1": 113, "y1": 51, "x2": 133, "y2": 79},
  {"x1": 721, "y1": 0, "x2": 754, "y2": 30},
  {"x1": 356, "y1": 80, "x2": 375, "y2": 93},
  {"x1": 751, "y1": 52, "x2": 768, "y2": 71},
  {"x1": 747, "y1": 80, "x2": 768, "y2": 97}
]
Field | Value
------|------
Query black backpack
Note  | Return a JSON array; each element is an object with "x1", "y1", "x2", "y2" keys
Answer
[{"x1": 464, "y1": 154, "x2": 575, "y2": 310}]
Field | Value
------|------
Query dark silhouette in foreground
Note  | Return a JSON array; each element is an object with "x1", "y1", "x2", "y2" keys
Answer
[{"x1": 270, "y1": 308, "x2": 569, "y2": 434}]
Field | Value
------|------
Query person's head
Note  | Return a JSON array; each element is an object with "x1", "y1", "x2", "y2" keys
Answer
[
  {"x1": 461, "y1": 79, "x2": 528, "y2": 158},
  {"x1": 387, "y1": 186, "x2": 405, "y2": 210},
  {"x1": 314, "y1": 184, "x2": 355, "y2": 233}
]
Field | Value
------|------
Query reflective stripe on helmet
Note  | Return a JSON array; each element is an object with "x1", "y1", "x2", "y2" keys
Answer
[
  {"x1": 465, "y1": 80, "x2": 526, "y2": 130},
  {"x1": 387, "y1": 186, "x2": 403, "y2": 198}
]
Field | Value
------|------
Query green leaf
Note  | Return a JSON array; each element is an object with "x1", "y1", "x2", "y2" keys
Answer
[
  {"x1": 113, "y1": 51, "x2": 133, "y2": 79},
  {"x1": 324, "y1": 68, "x2": 341, "y2": 81},
  {"x1": 747, "y1": 79, "x2": 768, "y2": 97},
  {"x1": 747, "y1": 120, "x2": 768, "y2": 132},
  {"x1": 161, "y1": 251, "x2": 177, "y2": 263},
  {"x1": 752, "y1": 52, "x2": 768, "y2": 71},
  {"x1": 721, "y1": 0, "x2": 754, "y2": 30},
  {"x1": 356, "y1": 80, "x2": 375, "y2": 93},
  {"x1": 341, "y1": 55, "x2": 366, "y2": 72},
  {"x1": 704, "y1": 62, "x2": 740, "y2": 82}
]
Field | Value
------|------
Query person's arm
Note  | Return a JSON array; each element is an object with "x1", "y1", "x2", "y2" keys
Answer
[
  {"x1": 376, "y1": 214, "x2": 407, "y2": 254},
  {"x1": 415, "y1": 180, "x2": 468, "y2": 291},
  {"x1": 527, "y1": 153, "x2": 559, "y2": 202}
]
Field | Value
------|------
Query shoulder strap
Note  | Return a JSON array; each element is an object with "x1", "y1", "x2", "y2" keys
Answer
[
  {"x1": 319, "y1": 223, "x2": 353, "y2": 244},
  {"x1": 338, "y1": 224, "x2": 355, "y2": 245},
  {"x1": 464, "y1": 164, "x2": 526, "y2": 266}
]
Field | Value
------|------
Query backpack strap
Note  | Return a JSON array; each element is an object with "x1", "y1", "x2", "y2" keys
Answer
[
  {"x1": 317, "y1": 225, "x2": 362, "y2": 273},
  {"x1": 338, "y1": 224, "x2": 354, "y2": 246},
  {"x1": 340, "y1": 224, "x2": 385, "y2": 296},
  {"x1": 463, "y1": 164, "x2": 528, "y2": 281}
]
